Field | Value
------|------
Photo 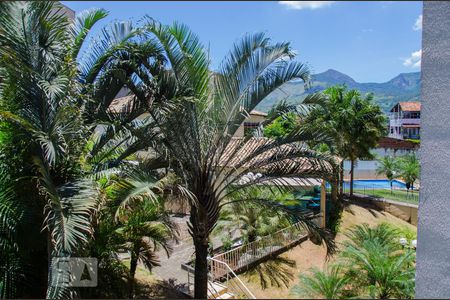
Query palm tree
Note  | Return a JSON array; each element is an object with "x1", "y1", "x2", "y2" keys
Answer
[
  {"x1": 340, "y1": 240, "x2": 415, "y2": 299},
  {"x1": 291, "y1": 264, "x2": 351, "y2": 299},
  {"x1": 397, "y1": 153, "x2": 420, "y2": 194},
  {"x1": 340, "y1": 223, "x2": 415, "y2": 299},
  {"x1": 213, "y1": 188, "x2": 290, "y2": 244},
  {"x1": 376, "y1": 156, "x2": 398, "y2": 194},
  {"x1": 343, "y1": 223, "x2": 399, "y2": 249},
  {"x1": 303, "y1": 85, "x2": 386, "y2": 197},
  {"x1": 115, "y1": 199, "x2": 177, "y2": 298},
  {"x1": 105, "y1": 20, "x2": 340, "y2": 297},
  {"x1": 0, "y1": 2, "x2": 111, "y2": 297}
]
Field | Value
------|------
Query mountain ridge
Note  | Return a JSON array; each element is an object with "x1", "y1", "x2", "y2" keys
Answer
[{"x1": 256, "y1": 69, "x2": 421, "y2": 113}]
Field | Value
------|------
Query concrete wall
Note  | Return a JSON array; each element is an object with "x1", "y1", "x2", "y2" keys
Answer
[
  {"x1": 415, "y1": 2, "x2": 450, "y2": 298},
  {"x1": 350, "y1": 194, "x2": 418, "y2": 226}
]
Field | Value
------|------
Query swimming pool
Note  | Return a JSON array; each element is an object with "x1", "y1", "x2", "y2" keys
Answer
[{"x1": 327, "y1": 179, "x2": 407, "y2": 189}]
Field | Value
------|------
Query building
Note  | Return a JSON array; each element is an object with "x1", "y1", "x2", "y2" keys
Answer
[
  {"x1": 233, "y1": 109, "x2": 268, "y2": 137},
  {"x1": 388, "y1": 102, "x2": 421, "y2": 140}
]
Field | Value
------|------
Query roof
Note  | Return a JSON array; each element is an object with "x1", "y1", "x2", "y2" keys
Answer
[
  {"x1": 377, "y1": 137, "x2": 419, "y2": 150},
  {"x1": 261, "y1": 177, "x2": 323, "y2": 187},
  {"x1": 109, "y1": 96, "x2": 268, "y2": 117},
  {"x1": 219, "y1": 137, "x2": 337, "y2": 176},
  {"x1": 249, "y1": 109, "x2": 268, "y2": 117},
  {"x1": 391, "y1": 102, "x2": 421, "y2": 112},
  {"x1": 108, "y1": 95, "x2": 134, "y2": 113}
]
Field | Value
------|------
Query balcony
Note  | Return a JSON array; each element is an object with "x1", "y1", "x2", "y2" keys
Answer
[{"x1": 389, "y1": 118, "x2": 421, "y2": 127}]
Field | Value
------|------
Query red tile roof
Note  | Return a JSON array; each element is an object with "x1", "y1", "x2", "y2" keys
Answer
[
  {"x1": 218, "y1": 137, "x2": 338, "y2": 175},
  {"x1": 398, "y1": 102, "x2": 421, "y2": 112}
]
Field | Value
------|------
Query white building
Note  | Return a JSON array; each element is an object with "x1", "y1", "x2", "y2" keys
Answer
[{"x1": 388, "y1": 102, "x2": 421, "y2": 140}]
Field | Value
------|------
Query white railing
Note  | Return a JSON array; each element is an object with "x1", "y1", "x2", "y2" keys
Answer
[
  {"x1": 208, "y1": 257, "x2": 256, "y2": 299},
  {"x1": 210, "y1": 219, "x2": 315, "y2": 277}
]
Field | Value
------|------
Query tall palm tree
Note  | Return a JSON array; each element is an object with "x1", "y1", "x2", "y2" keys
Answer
[
  {"x1": 0, "y1": 2, "x2": 112, "y2": 297},
  {"x1": 105, "y1": 20, "x2": 340, "y2": 297},
  {"x1": 291, "y1": 264, "x2": 351, "y2": 299},
  {"x1": 376, "y1": 156, "x2": 398, "y2": 194},
  {"x1": 303, "y1": 85, "x2": 386, "y2": 197}
]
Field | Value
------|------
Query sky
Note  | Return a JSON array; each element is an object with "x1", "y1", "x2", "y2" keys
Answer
[{"x1": 63, "y1": 1, "x2": 423, "y2": 83}]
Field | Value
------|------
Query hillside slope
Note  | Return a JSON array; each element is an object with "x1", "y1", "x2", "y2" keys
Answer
[{"x1": 257, "y1": 69, "x2": 421, "y2": 113}]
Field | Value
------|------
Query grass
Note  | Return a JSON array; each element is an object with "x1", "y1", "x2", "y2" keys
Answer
[{"x1": 352, "y1": 188, "x2": 419, "y2": 205}]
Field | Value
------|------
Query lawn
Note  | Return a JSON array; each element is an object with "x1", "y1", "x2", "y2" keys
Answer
[{"x1": 353, "y1": 188, "x2": 419, "y2": 205}]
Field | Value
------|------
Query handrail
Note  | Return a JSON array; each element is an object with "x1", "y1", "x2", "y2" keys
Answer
[
  {"x1": 210, "y1": 217, "x2": 319, "y2": 277},
  {"x1": 212, "y1": 219, "x2": 308, "y2": 258},
  {"x1": 208, "y1": 257, "x2": 256, "y2": 299}
]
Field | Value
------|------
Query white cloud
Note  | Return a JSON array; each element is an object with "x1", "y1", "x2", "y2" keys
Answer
[
  {"x1": 279, "y1": 1, "x2": 335, "y2": 10},
  {"x1": 413, "y1": 14, "x2": 422, "y2": 31},
  {"x1": 403, "y1": 49, "x2": 422, "y2": 68}
]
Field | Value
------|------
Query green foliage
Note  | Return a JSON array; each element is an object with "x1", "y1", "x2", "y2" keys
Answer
[
  {"x1": 293, "y1": 223, "x2": 416, "y2": 299},
  {"x1": 0, "y1": 2, "x2": 339, "y2": 299},
  {"x1": 376, "y1": 156, "x2": 399, "y2": 191},
  {"x1": 303, "y1": 85, "x2": 387, "y2": 195},
  {"x1": 396, "y1": 153, "x2": 420, "y2": 190},
  {"x1": 292, "y1": 264, "x2": 352, "y2": 299},
  {"x1": 263, "y1": 112, "x2": 297, "y2": 138},
  {"x1": 405, "y1": 139, "x2": 420, "y2": 144},
  {"x1": 214, "y1": 188, "x2": 294, "y2": 243}
]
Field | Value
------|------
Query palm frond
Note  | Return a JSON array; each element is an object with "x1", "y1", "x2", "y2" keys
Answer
[{"x1": 71, "y1": 8, "x2": 109, "y2": 59}]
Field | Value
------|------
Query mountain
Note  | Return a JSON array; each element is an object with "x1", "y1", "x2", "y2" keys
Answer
[{"x1": 256, "y1": 69, "x2": 421, "y2": 113}]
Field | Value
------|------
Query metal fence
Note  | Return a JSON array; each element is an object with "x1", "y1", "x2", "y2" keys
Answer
[{"x1": 341, "y1": 183, "x2": 419, "y2": 203}]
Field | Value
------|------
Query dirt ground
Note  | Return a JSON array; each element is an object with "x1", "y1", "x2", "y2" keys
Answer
[{"x1": 238, "y1": 203, "x2": 417, "y2": 299}]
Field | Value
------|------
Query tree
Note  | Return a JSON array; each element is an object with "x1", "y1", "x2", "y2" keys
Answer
[
  {"x1": 0, "y1": 2, "x2": 111, "y2": 297},
  {"x1": 112, "y1": 21, "x2": 339, "y2": 298},
  {"x1": 303, "y1": 85, "x2": 386, "y2": 197},
  {"x1": 0, "y1": 2, "x2": 152, "y2": 297},
  {"x1": 263, "y1": 112, "x2": 298, "y2": 138},
  {"x1": 291, "y1": 265, "x2": 351, "y2": 299},
  {"x1": 340, "y1": 223, "x2": 415, "y2": 299},
  {"x1": 115, "y1": 199, "x2": 177, "y2": 298},
  {"x1": 376, "y1": 156, "x2": 399, "y2": 194},
  {"x1": 213, "y1": 188, "x2": 291, "y2": 243},
  {"x1": 397, "y1": 153, "x2": 420, "y2": 193}
]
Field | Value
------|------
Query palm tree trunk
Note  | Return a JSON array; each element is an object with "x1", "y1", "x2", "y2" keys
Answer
[
  {"x1": 128, "y1": 246, "x2": 139, "y2": 299},
  {"x1": 350, "y1": 159, "x2": 355, "y2": 197},
  {"x1": 339, "y1": 160, "x2": 344, "y2": 200},
  {"x1": 194, "y1": 239, "x2": 209, "y2": 299}
]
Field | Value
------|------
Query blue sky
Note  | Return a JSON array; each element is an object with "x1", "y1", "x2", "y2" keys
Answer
[{"x1": 63, "y1": 1, "x2": 422, "y2": 83}]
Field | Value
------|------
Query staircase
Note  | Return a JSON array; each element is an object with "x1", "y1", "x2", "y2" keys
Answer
[
  {"x1": 183, "y1": 258, "x2": 256, "y2": 299},
  {"x1": 208, "y1": 281, "x2": 236, "y2": 299}
]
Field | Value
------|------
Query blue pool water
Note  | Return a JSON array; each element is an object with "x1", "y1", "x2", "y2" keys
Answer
[{"x1": 327, "y1": 179, "x2": 407, "y2": 190}]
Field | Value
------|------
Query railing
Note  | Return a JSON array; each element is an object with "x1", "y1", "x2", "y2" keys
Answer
[
  {"x1": 185, "y1": 265, "x2": 219, "y2": 298},
  {"x1": 208, "y1": 257, "x2": 256, "y2": 299},
  {"x1": 344, "y1": 184, "x2": 419, "y2": 203},
  {"x1": 210, "y1": 219, "x2": 314, "y2": 278}
]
